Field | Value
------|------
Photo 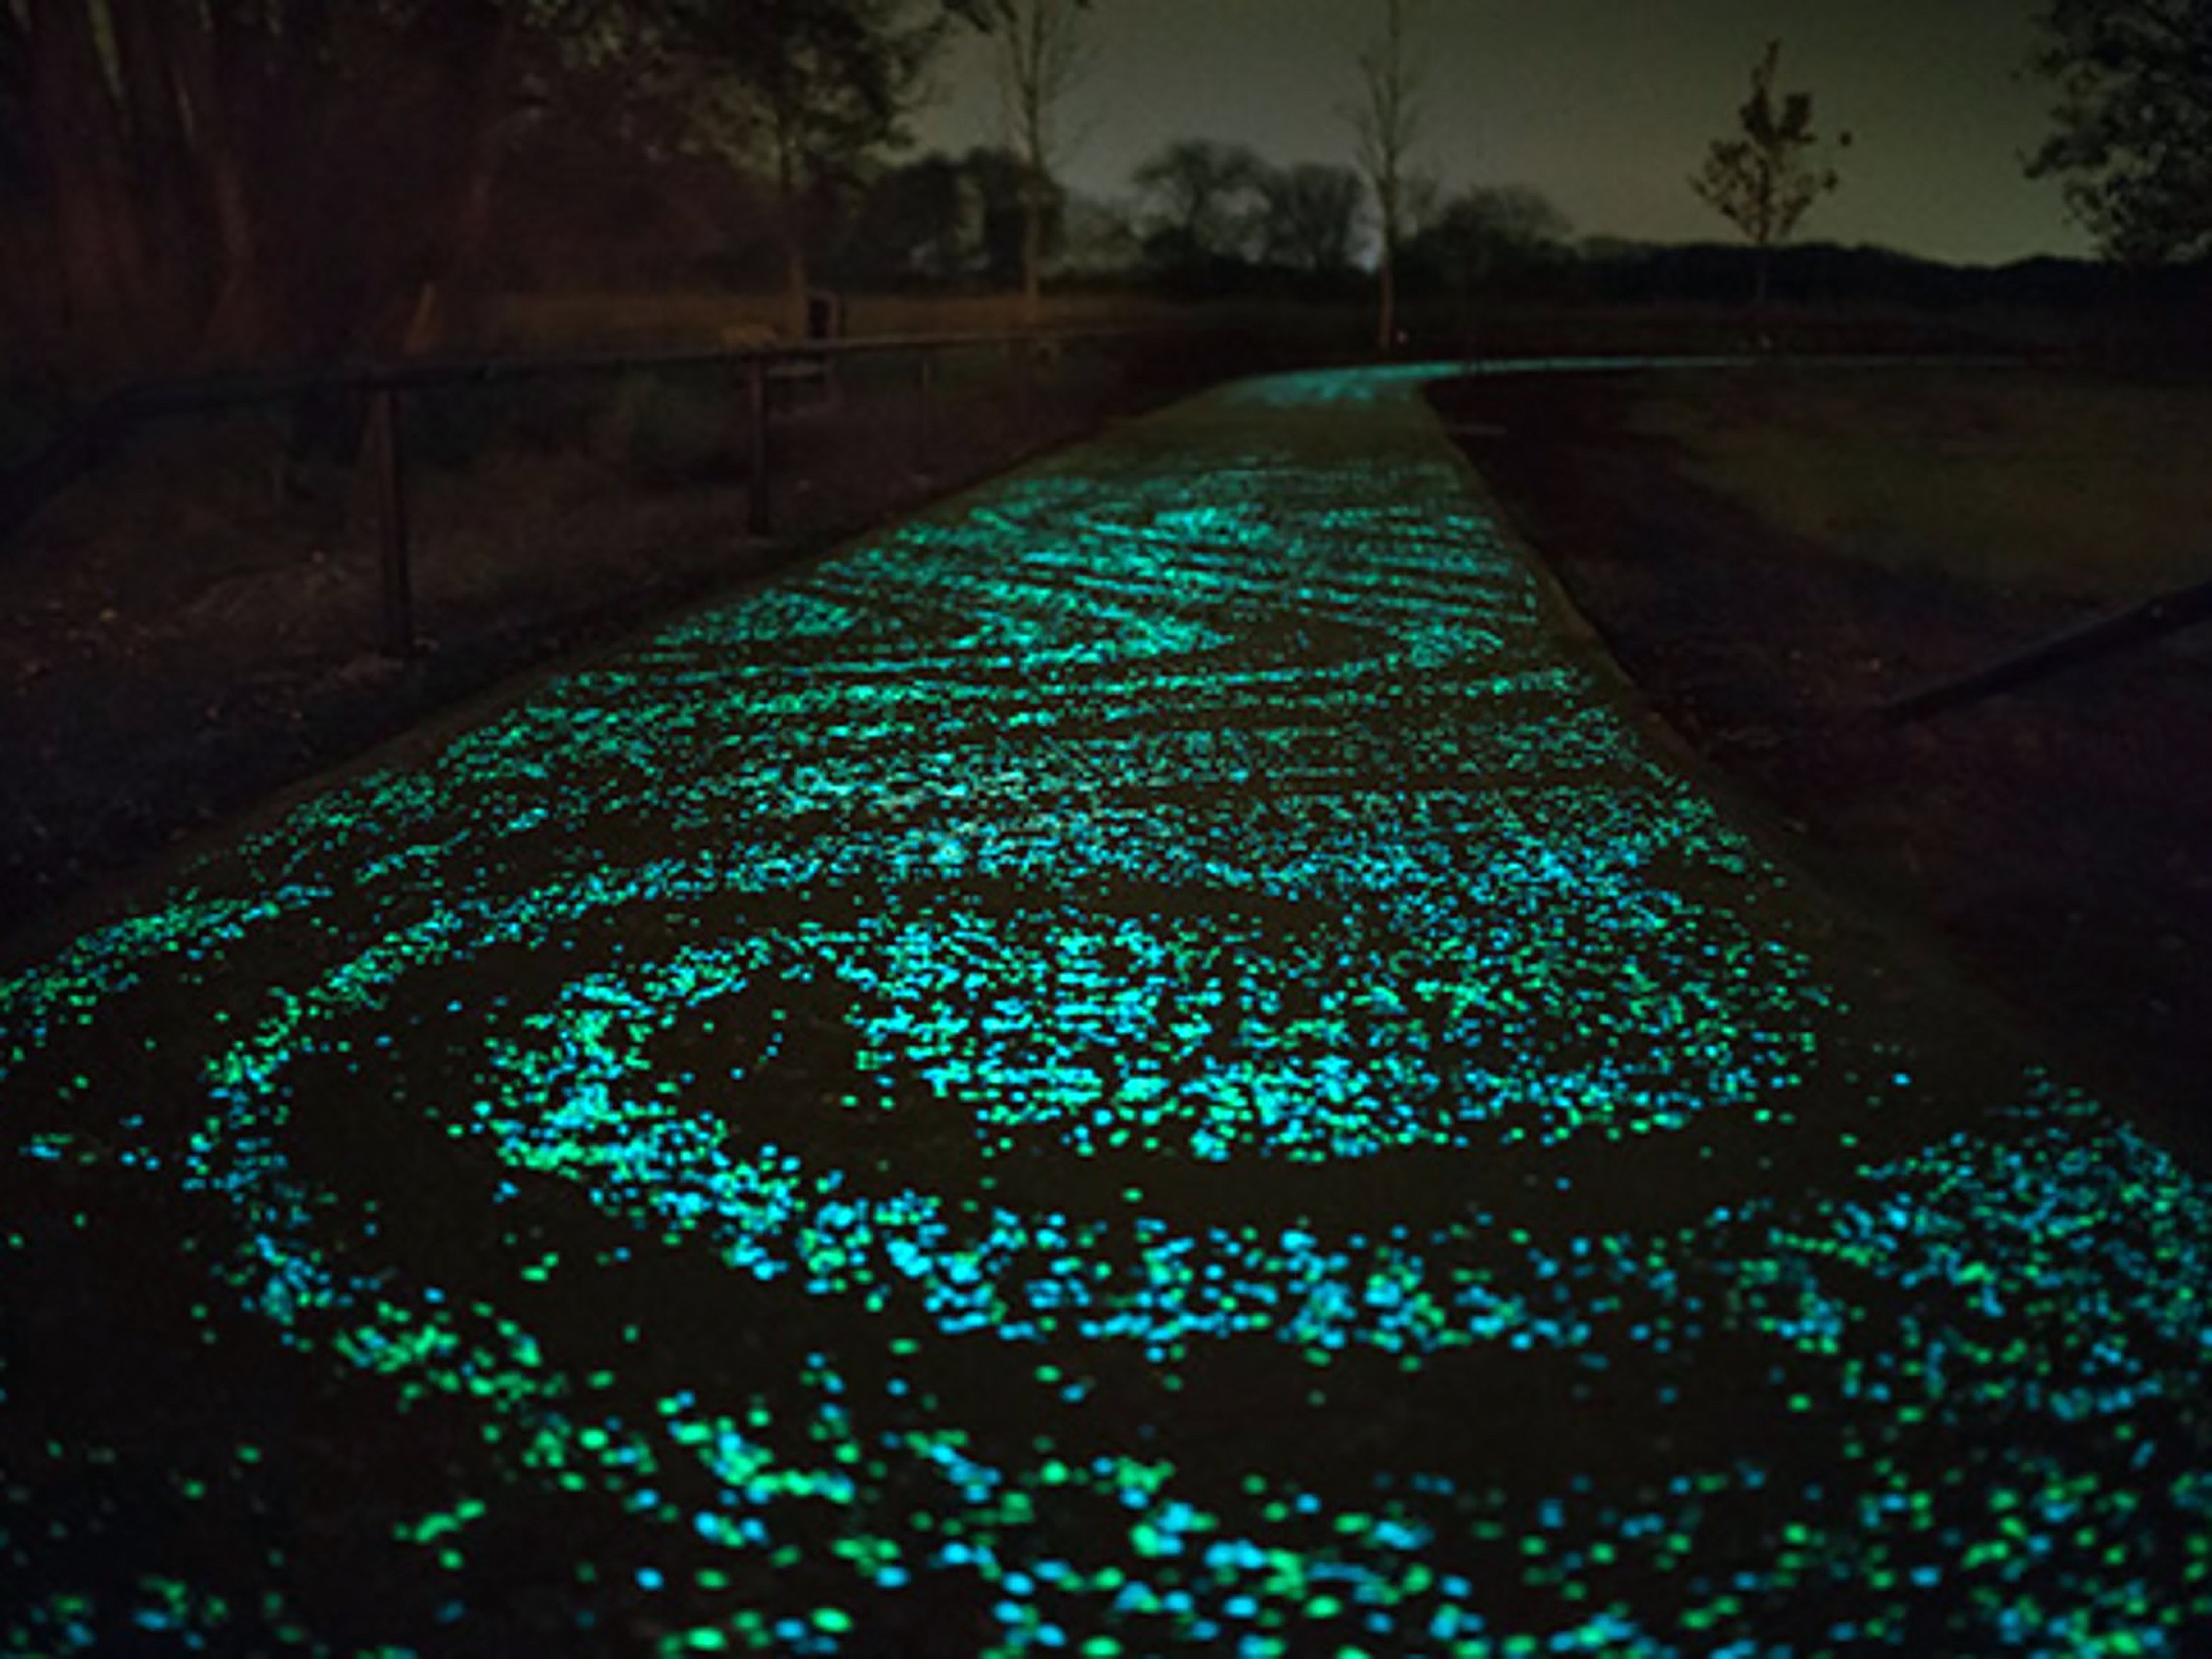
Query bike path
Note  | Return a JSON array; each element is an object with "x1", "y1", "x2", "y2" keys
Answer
[{"x1": 3, "y1": 363, "x2": 2208, "y2": 1655}]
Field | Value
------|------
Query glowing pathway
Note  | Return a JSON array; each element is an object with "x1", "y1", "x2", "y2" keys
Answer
[{"x1": 3, "y1": 363, "x2": 2208, "y2": 1655}]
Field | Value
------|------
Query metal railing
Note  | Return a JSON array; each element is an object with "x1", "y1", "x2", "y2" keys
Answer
[
  {"x1": 1880, "y1": 574, "x2": 2212, "y2": 724},
  {"x1": 1, "y1": 327, "x2": 1166, "y2": 658}
]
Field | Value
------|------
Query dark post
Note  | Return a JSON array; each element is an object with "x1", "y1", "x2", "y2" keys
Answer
[
  {"x1": 1013, "y1": 336, "x2": 1034, "y2": 438},
  {"x1": 746, "y1": 353, "x2": 771, "y2": 539},
  {"x1": 369, "y1": 387, "x2": 414, "y2": 659},
  {"x1": 914, "y1": 347, "x2": 935, "y2": 479}
]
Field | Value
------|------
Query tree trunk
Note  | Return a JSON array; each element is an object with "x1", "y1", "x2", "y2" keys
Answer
[
  {"x1": 775, "y1": 118, "x2": 810, "y2": 339},
  {"x1": 784, "y1": 241, "x2": 811, "y2": 339},
  {"x1": 160, "y1": 0, "x2": 263, "y2": 362},
  {"x1": 400, "y1": 5, "x2": 520, "y2": 357},
  {"x1": 207, "y1": 0, "x2": 286, "y2": 194},
  {"x1": 1, "y1": 7, "x2": 46, "y2": 359},
  {"x1": 109, "y1": 0, "x2": 203, "y2": 334},
  {"x1": 1376, "y1": 186, "x2": 1400, "y2": 355},
  {"x1": 25, "y1": 0, "x2": 151, "y2": 365},
  {"x1": 1020, "y1": 175, "x2": 1044, "y2": 327},
  {"x1": 1378, "y1": 247, "x2": 1398, "y2": 356}
]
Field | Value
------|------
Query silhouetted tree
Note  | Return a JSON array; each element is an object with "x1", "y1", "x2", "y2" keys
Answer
[
  {"x1": 966, "y1": 0, "x2": 1094, "y2": 320},
  {"x1": 664, "y1": 0, "x2": 955, "y2": 334},
  {"x1": 1132, "y1": 138, "x2": 1268, "y2": 279},
  {"x1": 838, "y1": 152, "x2": 977, "y2": 284},
  {"x1": 2025, "y1": 0, "x2": 2212, "y2": 263},
  {"x1": 2, "y1": 0, "x2": 1018, "y2": 380},
  {"x1": 833, "y1": 143, "x2": 1088, "y2": 288},
  {"x1": 963, "y1": 145, "x2": 1052, "y2": 287},
  {"x1": 1690, "y1": 40, "x2": 1847, "y2": 310},
  {"x1": 0, "y1": 7, "x2": 25, "y2": 175},
  {"x1": 1258, "y1": 163, "x2": 1367, "y2": 275},
  {"x1": 1403, "y1": 184, "x2": 1574, "y2": 295},
  {"x1": 1057, "y1": 191, "x2": 1142, "y2": 276},
  {"x1": 0, "y1": 4, "x2": 628, "y2": 370},
  {"x1": 1348, "y1": 0, "x2": 1424, "y2": 352}
]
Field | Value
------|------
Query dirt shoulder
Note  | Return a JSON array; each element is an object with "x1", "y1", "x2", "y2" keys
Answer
[
  {"x1": 0, "y1": 343, "x2": 1240, "y2": 952},
  {"x1": 1429, "y1": 366, "x2": 2212, "y2": 1154}
]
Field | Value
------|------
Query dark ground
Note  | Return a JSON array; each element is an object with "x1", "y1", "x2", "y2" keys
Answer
[
  {"x1": 1428, "y1": 369, "x2": 2212, "y2": 1159},
  {"x1": 0, "y1": 339, "x2": 1252, "y2": 951}
]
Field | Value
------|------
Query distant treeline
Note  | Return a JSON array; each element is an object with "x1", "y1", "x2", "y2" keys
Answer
[
  {"x1": 825, "y1": 141, "x2": 2211, "y2": 333},
  {"x1": 4, "y1": 0, "x2": 2203, "y2": 392},
  {"x1": 820, "y1": 142, "x2": 2207, "y2": 322},
  {"x1": 1571, "y1": 241, "x2": 2208, "y2": 314}
]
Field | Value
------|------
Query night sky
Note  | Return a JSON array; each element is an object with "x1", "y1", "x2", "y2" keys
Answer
[{"x1": 915, "y1": 0, "x2": 2087, "y2": 266}]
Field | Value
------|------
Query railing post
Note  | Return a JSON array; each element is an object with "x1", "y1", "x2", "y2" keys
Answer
[
  {"x1": 914, "y1": 347, "x2": 935, "y2": 480},
  {"x1": 1013, "y1": 335, "x2": 1033, "y2": 437},
  {"x1": 746, "y1": 354, "x2": 771, "y2": 539},
  {"x1": 369, "y1": 386, "x2": 414, "y2": 660}
]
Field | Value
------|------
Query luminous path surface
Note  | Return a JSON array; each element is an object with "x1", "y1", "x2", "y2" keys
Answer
[{"x1": 4, "y1": 363, "x2": 2209, "y2": 1658}]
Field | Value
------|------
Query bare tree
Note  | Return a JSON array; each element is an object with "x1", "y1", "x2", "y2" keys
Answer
[
  {"x1": 1131, "y1": 137, "x2": 1268, "y2": 275},
  {"x1": 1258, "y1": 163, "x2": 1366, "y2": 275},
  {"x1": 670, "y1": 0, "x2": 954, "y2": 337},
  {"x1": 1405, "y1": 184, "x2": 1574, "y2": 294},
  {"x1": 0, "y1": 0, "x2": 613, "y2": 371},
  {"x1": 1348, "y1": 0, "x2": 1424, "y2": 354},
  {"x1": 1690, "y1": 40, "x2": 1847, "y2": 312},
  {"x1": 969, "y1": 0, "x2": 1094, "y2": 321},
  {"x1": 0, "y1": 0, "x2": 994, "y2": 378}
]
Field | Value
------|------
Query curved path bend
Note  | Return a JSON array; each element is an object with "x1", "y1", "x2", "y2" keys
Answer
[{"x1": 4, "y1": 364, "x2": 2208, "y2": 1655}]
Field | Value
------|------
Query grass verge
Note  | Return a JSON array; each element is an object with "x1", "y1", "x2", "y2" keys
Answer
[{"x1": 1431, "y1": 363, "x2": 2212, "y2": 1159}]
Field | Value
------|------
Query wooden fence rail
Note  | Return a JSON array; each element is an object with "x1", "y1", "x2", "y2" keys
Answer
[{"x1": 1, "y1": 328, "x2": 1166, "y2": 658}]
